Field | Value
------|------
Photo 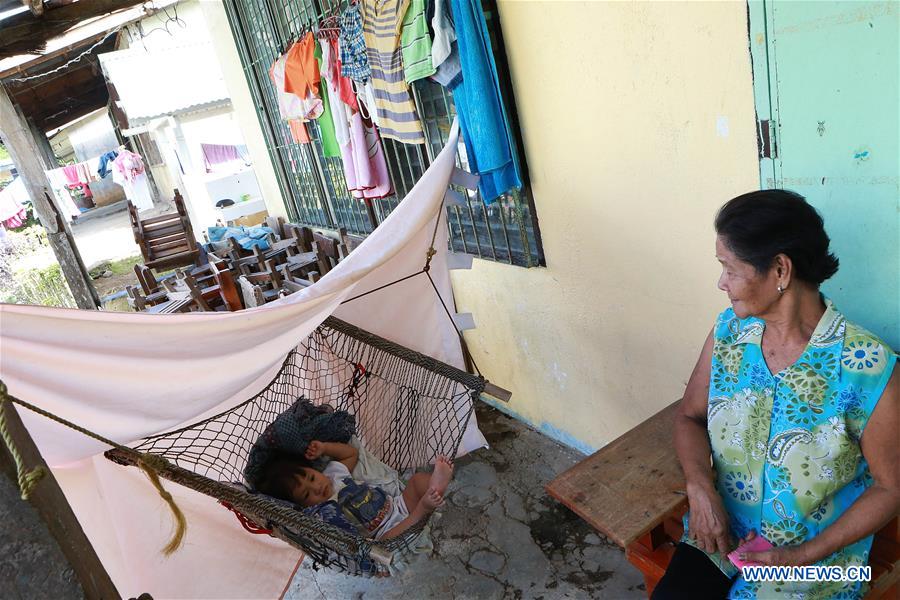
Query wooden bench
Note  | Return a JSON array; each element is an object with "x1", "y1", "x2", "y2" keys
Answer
[
  {"x1": 546, "y1": 400, "x2": 899, "y2": 598},
  {"x1": 129, "y1": 189, "x2": 200, "y2": 272}
]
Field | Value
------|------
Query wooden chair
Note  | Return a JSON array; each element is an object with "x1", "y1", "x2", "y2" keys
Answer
[
  {"x1": 338, "y1": 227, "x2": 365, "y2": 260},
  {"x1": 125, "y1": 284, "x2": 193, "y2": 314},
  {"x1": 132, "y1": 264, "x2": 174, "y2": 307},
  {"x1": 546, "y1": 401, "x2": 900, "y2": 599},
  {"x1": 312, "y1": 231, "x2": 340, "y2": 276},
  {"x1": 129, "y1": 189, "x2": 200, "y2": 271},
  {"x1": 181, "y1": 259, "x2": 243, "y2": 312}
]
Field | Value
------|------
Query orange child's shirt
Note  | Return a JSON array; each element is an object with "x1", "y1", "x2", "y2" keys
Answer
[{"x1": 283, "y1": 32, "x2": 321, "y2": 99}]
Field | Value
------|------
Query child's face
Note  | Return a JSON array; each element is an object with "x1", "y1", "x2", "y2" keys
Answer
[{"x1": 288, "y1": 467, "x2": 333, "y2": 506}]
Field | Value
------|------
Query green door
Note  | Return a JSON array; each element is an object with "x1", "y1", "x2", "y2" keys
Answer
[{"x1": 749, "y1": 0, "x2": 899, "y2": 349}]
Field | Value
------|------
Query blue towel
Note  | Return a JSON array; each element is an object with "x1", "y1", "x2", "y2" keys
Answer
[
  {"x1": 207, "y1": 225, "x2": 275, "y2": 251},
  {"x1": 448, "y1": 0, "x2": 521, "y2": 203}
]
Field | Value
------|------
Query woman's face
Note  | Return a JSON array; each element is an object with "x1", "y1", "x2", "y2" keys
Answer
[{"x1": 715, "y1": 236, "x2": 779, "y2": 319}]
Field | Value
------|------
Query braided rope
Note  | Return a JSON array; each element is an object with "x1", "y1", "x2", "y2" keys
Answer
[
  {"x1": 0, "y1": 383, "x2": 47, "y2": 500},
  {"x1": 0, "y1": 381, "x2": 187, "y2": 554}
]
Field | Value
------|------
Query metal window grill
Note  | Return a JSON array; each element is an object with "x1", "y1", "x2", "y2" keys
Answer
[{"x1": 223, "y1": 0, "x2": 544, "y2": 267}]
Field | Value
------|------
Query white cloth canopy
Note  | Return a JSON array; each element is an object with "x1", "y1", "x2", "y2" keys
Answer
[{"x1": 0, "y1": 122, "x2": 487, "y2": 598}]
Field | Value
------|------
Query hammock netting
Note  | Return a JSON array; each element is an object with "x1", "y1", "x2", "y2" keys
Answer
[{"x1": 106, "y1": 316, "x2": 485, "y2": 576}]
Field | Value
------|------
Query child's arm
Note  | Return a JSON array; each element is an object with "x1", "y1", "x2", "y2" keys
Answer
[{"x1": 305, "y1": 441, "x2": 358, "y2": 472}]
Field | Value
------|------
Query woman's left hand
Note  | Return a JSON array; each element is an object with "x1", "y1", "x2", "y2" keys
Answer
[{"x1": 739, "y1": 531, "x2": 813, "y2": 566}]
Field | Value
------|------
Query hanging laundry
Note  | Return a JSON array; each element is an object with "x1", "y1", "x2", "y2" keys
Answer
[
  {"x1": 320, "y1": 39, "x2": 352, "y2": 149},
  {"x1": 429, "y1": 0, "x2": 462, "y2": 87},
  {"x1": 430, "y1": 0, "x2": 455, "y2": 68},
  {"x1": 448, "y1": 0, "x2": 521, "y2": 203},
  {"x1": 61, "y1": 162, "x2": 95, "y2": 187},
  {"x1": 97, "y1": 151, "x2": 119, "y2": 179},
  {"x1": 321, "y1": 37, "x2": 392, "y2": 200},
  {"x1": 270, "y1": 53, "x2": 322, "y2": 122},
  {"x1": 339, "y1": 3, "x2": 372, "y2": 83},
  {"x1": 314, "y1": 40, "x2": 341, "y2": 159},
  {"x1": 201, "y1": 143, "x2": 251, "y2": 172},
  {"x1": 111, "y1": 149, "x2": 154, "y2": 212},
  {"x1": 346, "y1": 112, "x2": 393, "y2": 199},
  {"x1": 360, "y1": 0, "x2": 426, "y2": 144},
  {"x1": 45, "y1": 168, "x2": 87, "y2": 216},
  {"x1": 323, "y1": 37, "x2": 358, "y2": 111},
  {"x1": 0, "y1": 178, "x2": 28, "y2": 229},
  {"x1": 400, "y1": 0, "x2": 436, "y2": 83},
  {"x1": 283, "y1": 32, "x2": 324, "y2": 121}
]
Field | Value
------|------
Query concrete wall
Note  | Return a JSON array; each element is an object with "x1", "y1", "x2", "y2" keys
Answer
[
  {"x1": 447, "y1": 1, "x2": 760, "y2": 453},
  {"x1": 200, "y1": 0, "x2": 288, "y2": 220}
]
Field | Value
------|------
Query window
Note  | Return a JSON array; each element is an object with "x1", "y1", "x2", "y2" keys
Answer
[{"x1": 223, "y1": 0, "x2": 544, "y2": 267}]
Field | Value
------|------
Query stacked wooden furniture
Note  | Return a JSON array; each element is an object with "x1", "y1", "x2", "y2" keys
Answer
[
  {"x1": 129, "y1": 189, "x2": 200, "y2": 271},
  {"x1": 546, "y1": 401, "x2": 900, "y2": 599},
  {"x1": 127, "y1": 214, "x2": 364, "y2": 313}
]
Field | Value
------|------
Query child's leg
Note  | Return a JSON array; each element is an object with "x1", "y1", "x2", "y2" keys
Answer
[
  {"x1": 382, "y1": 457, "x2": 454, "y2": 540},
  {"x1": 400, "y1": 472, "x2": 432, "y2": 509}
]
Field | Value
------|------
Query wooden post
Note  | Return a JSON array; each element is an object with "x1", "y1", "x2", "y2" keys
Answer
[
  {"x1": 0, "y1": 399, "x2": 121, "y2": 599},
  {"x1": 0, "y1": 83, "x2": 99, "y2": 309},
  {"x1": 26, "y1": 117, "x2": 58, "y2": 168}
]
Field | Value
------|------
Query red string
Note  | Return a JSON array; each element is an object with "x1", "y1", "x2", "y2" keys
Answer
[{"x1": 219, "y1": 500, "x2": 274, "y2": 535}]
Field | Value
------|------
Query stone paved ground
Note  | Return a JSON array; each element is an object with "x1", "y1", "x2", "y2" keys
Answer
[{"x1": 286, "y1": 403, "x2": 645, "y2": 599}]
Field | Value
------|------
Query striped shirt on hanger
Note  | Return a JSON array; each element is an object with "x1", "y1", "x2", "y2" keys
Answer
[
  {"x1": 400, "y1": 0, "x2": 436, "y2": 83},
  {"x1": 360, "y1": 0, "x2": 426, "y2": 144}
]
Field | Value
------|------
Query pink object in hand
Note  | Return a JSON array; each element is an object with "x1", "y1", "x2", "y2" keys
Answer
[{"x1": 728, "y1": 536, "x2": 775, "y2": 569}]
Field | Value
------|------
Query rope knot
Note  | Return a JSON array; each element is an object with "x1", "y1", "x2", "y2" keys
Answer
[{"x1": 138, "y1": 452, "x2": 187, "y2": 555}]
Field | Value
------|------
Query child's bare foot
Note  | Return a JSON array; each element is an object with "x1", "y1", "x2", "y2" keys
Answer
[
  {"x1": 420, "y1": 488, "x2": 444, "y2": 512},
  {"x1": 428, "y1": 455, "x2": 454, "y2": 496}
]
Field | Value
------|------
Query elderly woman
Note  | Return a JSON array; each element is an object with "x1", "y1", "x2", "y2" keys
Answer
[{"x1": 653, "y1": 190, "x2": 898, "y2": 599}]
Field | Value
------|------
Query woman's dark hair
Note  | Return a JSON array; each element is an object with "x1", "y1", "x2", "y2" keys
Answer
[{"x1": 715, "y1": 189, "x2": 839, "y2": 285}]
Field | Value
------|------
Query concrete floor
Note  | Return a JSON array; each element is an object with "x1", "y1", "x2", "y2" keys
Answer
[
  {"x1": 17, "y1": 200, "x2": 171, "y2": 273},
  {"x1": 286, "y1": 403, "x2": 645, "y2": 600}
]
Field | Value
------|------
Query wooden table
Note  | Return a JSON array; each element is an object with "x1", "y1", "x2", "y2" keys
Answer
[
  {"x1": 546, "y1": 400, "x2": 686, "y2": 549},
  {"x1": 546, "y1": 399, "x2": 900, "y2": 599}
]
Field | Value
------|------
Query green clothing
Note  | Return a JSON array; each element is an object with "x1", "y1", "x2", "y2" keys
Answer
[
  {"x1": 400, "y1": 0, "x2": 436, "y2": 83},
  {"x1": 314, "y1": 41, "x2": 341, "y2": 158}
]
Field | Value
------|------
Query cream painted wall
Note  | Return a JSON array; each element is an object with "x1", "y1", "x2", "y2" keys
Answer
[
  {"x1": 449, "y1": 1, "x2": 761, "y2": 452},
  {"x1": 199, "y1": 0, "x2": 287, "y2": 220}
]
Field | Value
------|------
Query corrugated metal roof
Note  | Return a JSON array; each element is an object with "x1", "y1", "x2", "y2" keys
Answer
[{"x1": 97, "y1": 41, "x2": 230, "y2": 127}]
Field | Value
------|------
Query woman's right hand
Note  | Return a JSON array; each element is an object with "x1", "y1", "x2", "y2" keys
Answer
[{"x1": 686, "y1": 480, "x2": 734, "y2": 556}]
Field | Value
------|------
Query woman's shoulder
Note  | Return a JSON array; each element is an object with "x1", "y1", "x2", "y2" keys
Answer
[
  {"x1": 842, "y1": 319, "x2": 895, "y2": 352},
  {"x1": 839, "y1": 318, "x2": 897, "y2": 378}
]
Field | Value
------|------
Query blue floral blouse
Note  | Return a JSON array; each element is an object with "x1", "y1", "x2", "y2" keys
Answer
[{"x1": 682, "y1": 298, "x2": 896, "y2": 599}]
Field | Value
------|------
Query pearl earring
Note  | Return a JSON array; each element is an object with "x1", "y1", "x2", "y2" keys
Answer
[{"x1": 777, "y1": 285, "x2": 784, "y2": 294}]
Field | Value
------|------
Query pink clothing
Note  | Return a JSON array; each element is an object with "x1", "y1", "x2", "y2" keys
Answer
[
  {"x1": 112, "y1": 150, "x2": 145, "y2": 183},
  {"x1": 345, "y1": 112, "x2": 392, "y2": 199},
  {"x1": 61, "y1": 162, "x2": 94, "y2": 186},
  {"x1": 320, "y1": 39, "x2": 391, "y2": 199}
]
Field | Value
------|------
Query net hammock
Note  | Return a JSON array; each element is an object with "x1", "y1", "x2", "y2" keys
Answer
[
  {"x1": 102, "y1": 316, "x2": 484, "y2": 576},
  {"x1": 0, "y1": 120, "x2": 495, "y2": 584}
]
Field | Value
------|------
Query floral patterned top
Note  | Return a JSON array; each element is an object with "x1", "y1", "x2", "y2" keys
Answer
[{"x1": 682, "y1": 298, "x2": 896, "y2": 599}]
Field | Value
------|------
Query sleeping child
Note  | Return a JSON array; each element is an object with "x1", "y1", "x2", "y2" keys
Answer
[{"x1": 257, "y1": 440, "x2": 454, "y2": 541}]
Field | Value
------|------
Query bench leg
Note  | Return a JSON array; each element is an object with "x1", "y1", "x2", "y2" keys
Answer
[{"x1": 627, "y1": 524, "x2": 677, "y2": 598}]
